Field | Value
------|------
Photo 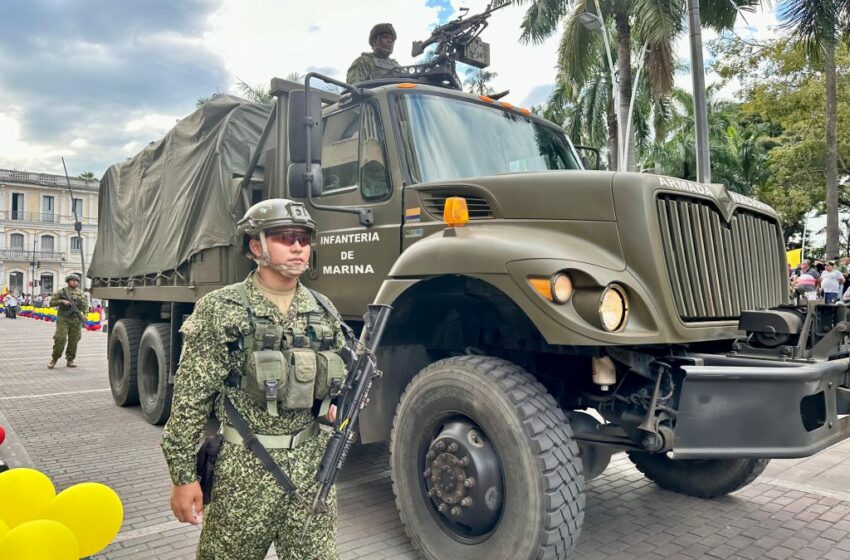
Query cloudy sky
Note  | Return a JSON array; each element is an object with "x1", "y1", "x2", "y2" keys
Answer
[{"x1": 0, "y1": 0, "x2": 777, "y2": 177}]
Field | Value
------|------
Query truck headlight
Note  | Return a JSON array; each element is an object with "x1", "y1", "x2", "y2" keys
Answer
[
  {"x1": 528, "y1": 272, "x2": 573, "y2": 304},
  {"x1": 599, "y1": 285, "x2": 628, "y2": 332}
]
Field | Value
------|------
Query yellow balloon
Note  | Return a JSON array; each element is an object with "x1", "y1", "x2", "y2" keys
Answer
[
  {"x1": 0, "y1": 519, "x2": 78, "y2": 560},
  {"x1": 0, "y1": 519, "x2": 8, "y2": 539},
  {"x1": 0, "y1": 469, "x2": 56, "y2": 528},
  {"x1": 41, "y1": 482, "x2": 123, "y2": 557}
]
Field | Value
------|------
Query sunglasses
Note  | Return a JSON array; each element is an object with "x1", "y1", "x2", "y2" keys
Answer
[{"x1": 266, "y1": 230, "x2": 312, "y2": 247}]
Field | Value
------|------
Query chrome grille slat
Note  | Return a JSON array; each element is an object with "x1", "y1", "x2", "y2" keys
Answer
[{"x1": 657, "y1": 195, "x2": 785, "y2": 321}]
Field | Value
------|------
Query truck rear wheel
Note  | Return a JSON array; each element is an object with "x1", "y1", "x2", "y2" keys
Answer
[
  {"x1": 108, "y1": 319, "x2": 145, "y2": 407},
  {"x1": 627, "y1": 452, "x2": 769, "y2": 498},
  {"x1": 138, "y1": 323, "x2": 173, "y2": 425},
  {"x1": 390, "y1": 355, "x2": 584, "y2": 560}
]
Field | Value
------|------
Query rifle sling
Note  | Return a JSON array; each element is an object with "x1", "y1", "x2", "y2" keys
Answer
[{"x1": 222, "y1": 396, "x2": 298, "y2": 494}]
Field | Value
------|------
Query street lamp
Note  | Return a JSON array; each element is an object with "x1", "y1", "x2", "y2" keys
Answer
[{"x1": 578, "y1": 3, "x2": 622, "y2": 171}]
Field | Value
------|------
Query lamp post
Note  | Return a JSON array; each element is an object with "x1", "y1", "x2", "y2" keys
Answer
[
  {"x1": 577, "y1": 6, "x2": 622, "y2": 171},
  {"x1": 687, "y1": 0, "x2": 711, "y2": 183}
]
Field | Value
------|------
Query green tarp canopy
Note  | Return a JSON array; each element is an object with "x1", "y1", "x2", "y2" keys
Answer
[{"x1": 89, "y1": 95, "x2": 271, "y2": 279}]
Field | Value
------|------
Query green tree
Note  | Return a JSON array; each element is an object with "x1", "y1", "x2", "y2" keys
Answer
[
  {"x1": 464, "y1": 67, "x2": 499, "y2": 95},
  {"x1": 78, "y1": 171, "x2": 97, "y2": 181},
  {"x1": 515, "y1": 0, "x2": 758, "y2": 171},
  {"x1": 777, "y1": 0, "x2": 850, "y2": 258}
]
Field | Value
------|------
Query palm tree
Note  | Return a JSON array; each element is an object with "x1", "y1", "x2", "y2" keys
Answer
[
  {"x1": 78, "y1": 171, "x2": 97, "y2": 181},
  {"x1": 514, "y1": 0, "x2": 759, "y2": 171},
  {"x1": 778, "y1": 0, "x2": 850, "y2": 259},
  {"x1": 464, "y1": 67, "x2": 499, "y2": 95}
]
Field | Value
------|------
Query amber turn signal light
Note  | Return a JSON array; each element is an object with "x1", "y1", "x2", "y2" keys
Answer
[{"x1": 443, "y1": 197, "x2": 469, "y2": 227}]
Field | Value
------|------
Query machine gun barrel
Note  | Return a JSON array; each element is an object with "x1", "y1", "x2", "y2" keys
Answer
[
  {"x1": 411, "y1": 0, "x2": 509, "y2": 57},
  {"x1": 300, "y1": 304, "x2": 392, "y2": 539}
]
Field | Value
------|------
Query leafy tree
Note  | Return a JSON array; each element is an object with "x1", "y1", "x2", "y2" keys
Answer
[
  {"x1": 514, "y1": 0, "x2": 758, "y2": 171},
  {"x1": 236, "y1": 78, "x2": 274, "y2": 104},
  {"x1": 777, "y1": 0, "x2": 850, "y2": 258},
  {"x1": 78, "y1": 171, "x2": 97, "y2": 181},
  {"x1": 464, "y1": 67, "x2": 498, "y2": 96}
]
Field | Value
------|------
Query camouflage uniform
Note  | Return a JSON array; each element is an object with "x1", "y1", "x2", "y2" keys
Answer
[
  {"x1": 346, "y1": 52, "x2": 401, "y2": 84},
  {"x1": 50, "y1": 284, "x2": 89, "y2": 363},
  {"x1": 161, "y1": 272, "x2": 344, "y2": 560}
]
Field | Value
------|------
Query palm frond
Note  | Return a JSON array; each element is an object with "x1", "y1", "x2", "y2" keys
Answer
[{"x1": 517, "y1": 0, "x2": 573, "y2": 44}]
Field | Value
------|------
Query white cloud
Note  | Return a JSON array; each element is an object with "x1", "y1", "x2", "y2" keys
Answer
[
  {"x1": 0, "y1": 110, "x2": 69, "y2": 172},
  {"x1": 70, "y1": 138, "x2": 88, "y2": 148}
]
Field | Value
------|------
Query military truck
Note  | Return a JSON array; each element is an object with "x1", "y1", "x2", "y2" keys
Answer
[{"x1": 90, "y1": 73, "x2": 850, "y2": 559}]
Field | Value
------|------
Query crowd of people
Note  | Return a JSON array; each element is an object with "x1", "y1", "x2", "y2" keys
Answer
[{"x1": 789, "y1": 258, "x2": 850, "y2": 304}]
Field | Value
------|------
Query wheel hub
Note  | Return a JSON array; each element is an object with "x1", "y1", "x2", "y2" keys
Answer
[{"x1": 422, "y1": 420, "x2": 504, "y2": 538}]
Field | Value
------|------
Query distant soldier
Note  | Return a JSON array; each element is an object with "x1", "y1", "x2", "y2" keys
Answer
[
  {"x1": 346, "y1": 23, "x2": 401, "y2": 83},
  {"x1": 49, "y1": 274, "x2": 89, "y2": 368}
]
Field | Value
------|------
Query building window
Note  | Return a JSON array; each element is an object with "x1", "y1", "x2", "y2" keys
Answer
[
  {"x1": 40, "y1": 235, "x2": 54, "y2": 253},
  {"x1": 9, "y1": 272, "x2": 23, "y2": 294},
  {"x1": 11, "y1": 193, "x2": 24, "y2": 220},
  {"x1": 72, "y1": 198, "x2": 83, "y2": 218},
  {"x1": 39, "y1": 273, "x2": 54, "y2": 294},
  {"x1": 42, "y1": 195, "x2": 55, "y2": 223},
  {"x1": 10, "y1": 233, "x2": 24, "y2": 251},
  {"x1": 70, "y1": 236, "x2": 83, "y2": 253}
]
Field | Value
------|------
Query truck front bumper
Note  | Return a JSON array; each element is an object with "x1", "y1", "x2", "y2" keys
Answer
[{"x1": 672, "y1": 354, "x2": 850, "y2": 459}]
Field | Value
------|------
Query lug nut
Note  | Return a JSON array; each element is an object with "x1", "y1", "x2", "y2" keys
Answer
[
  {"x1": 437, "y1": 503, "x2": 448, "y2": 513},
  {"x1": 464, "y1": 477, "x2": 476, "y2": 488},
  {"x1": 460, "y1": 456, "x2": 470, "y2": 466},
  {"x1": 461, "y1": 497, "x2": 473, "y2": 507},
  {"x1": 452, "y1": 457, "x2": 459, "y2": 465},
  {"x1": 436, "y1": 490, "x2": 443, "y2": 498},
  {"x1": 450, "y1": 507, "x2": 462, "y2": 517},
  {"x1": 448, "y1": 442, "x2": 459, "y2": 452},
  {"x1": 434, "y1": 441, "x2": 445, "y2": 451},
  {"x1": 426, "y1": 450, "x2": 436, "y2": 460},
  {"x1": 428, "y1": 488, "x2": 437, "y2": 497},
  {"x1": 423, "y1": 468, "x2": 431, "y2": 477}
]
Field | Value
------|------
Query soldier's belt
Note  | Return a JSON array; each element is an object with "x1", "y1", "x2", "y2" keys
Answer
[{"x1": 221, "y1": 420, "x2": 319, "y2": 449}]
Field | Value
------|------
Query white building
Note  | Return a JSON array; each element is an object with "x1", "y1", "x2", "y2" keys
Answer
[{"x1": 0, "y1": 168, "x2": 98, "y2": 296}]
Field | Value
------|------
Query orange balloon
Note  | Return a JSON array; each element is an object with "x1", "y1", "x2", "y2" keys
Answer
[{"x1": 0, "y1": 469, "x2": 55, "y2": 528}]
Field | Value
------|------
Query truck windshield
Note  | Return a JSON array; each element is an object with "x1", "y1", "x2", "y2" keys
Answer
[{"x1": 396, "y1": 93, "x2": 582, "y2": 184}]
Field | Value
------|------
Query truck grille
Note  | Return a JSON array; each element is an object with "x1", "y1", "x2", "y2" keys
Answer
[
  {"x1": 420, "y1": 193, "x2": 493, "y2": 219},
  {"x1": 657, "y1": 195, "x2": 786, "y2": 321}
]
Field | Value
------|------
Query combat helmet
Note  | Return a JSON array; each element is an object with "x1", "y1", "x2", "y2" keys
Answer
[
  {"x1": 65, "y1": 273, "x2": 81, "y2": 283},
  {"x1": 369, "y1": 23, "x2": 397, "y2": 47},
  {"x1": 236, "y1": 198, "x2": 316, "y2": 259}
]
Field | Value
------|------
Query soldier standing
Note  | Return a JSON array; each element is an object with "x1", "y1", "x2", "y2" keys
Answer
[
  {"x1": 48, "y1": 274, "x2": 89, "y2": 369},
  {"x1": 346, "y1": 23, "x2": 401, "y2": 83},
  {"x1": 161, "y1": 199, "x2": 346, "y2": 560}
]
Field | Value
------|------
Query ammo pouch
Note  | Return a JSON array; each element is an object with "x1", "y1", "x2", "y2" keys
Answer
[
  {"x1": 195, "y1": 433, "x2": 223, "y2": 505},
  {"x1": 315, "y1": 350, "x2": 346, "y2": 400},
  {"x1": 282, "y1": 348, "x2": 317, "y2": 410}
]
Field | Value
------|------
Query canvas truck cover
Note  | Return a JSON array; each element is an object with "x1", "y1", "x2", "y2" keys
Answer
[{"x1": 89, "y1": 95, "x2": 272, "y2": 279}]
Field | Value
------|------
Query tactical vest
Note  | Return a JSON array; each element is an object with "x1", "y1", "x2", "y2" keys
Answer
[{"x1": 228, "y1": 282, "x2": 346, "y2": 417}]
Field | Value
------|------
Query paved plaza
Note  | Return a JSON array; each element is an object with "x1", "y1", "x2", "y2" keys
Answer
[{"x1": 2, "y1": 317, "x2": 850, "y2": 559}]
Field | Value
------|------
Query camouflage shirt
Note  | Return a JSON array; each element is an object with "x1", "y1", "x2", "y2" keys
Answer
[
  {"x1": 50, "y1": 287, "x2": 89, "y2": 321},
  {"x1": 346, "y1": 52, "x2": 401, "y2": 83},
  {"x1": 160, "y1": 272, "x2": 345, "y2": 486}
]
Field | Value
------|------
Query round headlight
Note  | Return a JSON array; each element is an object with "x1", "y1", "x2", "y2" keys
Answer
[
  {"x1": 551, "y1": 273, "x2": 573, "y2": 304},
  {"x1": 599, "y1": 285, "x2": 628, "y2": 332}
]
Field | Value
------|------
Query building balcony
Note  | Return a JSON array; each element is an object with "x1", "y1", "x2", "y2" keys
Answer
[
  {"x1": 0, "y1": 249, "x2": 67, "y2": 262},
  {"x1": 0, "y1": 210, "x2": 96, "y2": 226}
]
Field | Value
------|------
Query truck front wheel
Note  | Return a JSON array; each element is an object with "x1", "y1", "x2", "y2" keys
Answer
[
  {"x1": 138, "y1": 323, "x2": 173, "y2": 425},
  {"x1": 390, "y1": 356, "x2": 585, "y2": 560},
  {"x1": 107, "y1": 319, "x2": 145, "y2": 407},
  {"x1": 627, "y1": 452, "x2": 769, "y2": 498}
]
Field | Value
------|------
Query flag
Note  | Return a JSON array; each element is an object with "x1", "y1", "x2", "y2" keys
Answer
[
  {"x1": 0, "y1": 284, "x2": 8, "y2": 299},
  {"x1": 786, "y1": 249, "x2": 802, "y2": 270}
]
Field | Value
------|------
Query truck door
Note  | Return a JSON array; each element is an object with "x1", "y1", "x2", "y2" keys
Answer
[{"x1": 297, "y1": 101, "x2": 401, "y2": 319}]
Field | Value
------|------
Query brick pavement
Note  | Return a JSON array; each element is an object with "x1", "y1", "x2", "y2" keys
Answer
[{"x1": 2, "y1": 317, "x2": 850, "y2": 559}]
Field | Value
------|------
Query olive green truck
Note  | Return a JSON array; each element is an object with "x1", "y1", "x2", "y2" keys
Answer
[{"x1": 90, "y1": 76, "x2": 850, "y2": 559}]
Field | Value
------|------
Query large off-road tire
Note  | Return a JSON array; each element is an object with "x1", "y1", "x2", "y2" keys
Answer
[
  {"x1": 107, "y1": 319, "x2": 145, "y2": 407},
  {"x1": 391, "y1": 355, "x2": 585, "y2": 560},
  {"x1": 627, "y1": 452, "x2": 769, "y2": 498},
  {"x1": 138, "y1": 323, "x2": 173, "y2": 425}
]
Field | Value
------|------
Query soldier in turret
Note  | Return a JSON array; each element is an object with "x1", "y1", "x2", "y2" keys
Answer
[
  {"x1": 48, "y1": 274, "x2": 89, "y2": 369},
  {"x1": 346, "y1": 23, "x2": 401, "y2": 83}
]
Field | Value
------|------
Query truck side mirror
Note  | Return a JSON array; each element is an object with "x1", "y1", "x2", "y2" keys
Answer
[
  {"x1": 288, "y1": 164, "x2": 324, "y2": 198},
  {"x1": 288, "y1": 90, "x2": 323, "y2": 165},
  {"x1": 574, "y1": 145, "x2": 603, "y2": 170}
]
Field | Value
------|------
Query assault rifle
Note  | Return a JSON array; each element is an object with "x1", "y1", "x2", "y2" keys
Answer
[
  {"x1": 301, "y1": 303, "x2": 392, "y2": 538},
  {"x1": 61, "y1": 291, "x2": 87, "y2": 322},
  {"x1": 396, "y1": 1, "x2": 510, "y2": 89}
]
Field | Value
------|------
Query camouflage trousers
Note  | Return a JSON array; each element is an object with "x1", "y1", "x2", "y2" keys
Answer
[
  {"x1": 52, "y1": 319, "x2": 82, "y2": 362},
  {"x1": 197, "y1": 429, "x2": 337, "y2": 560}
]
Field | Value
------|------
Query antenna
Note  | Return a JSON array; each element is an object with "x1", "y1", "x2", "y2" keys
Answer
[{"x1": 61, "y1": 157, "x2": 88, "y2": 292}]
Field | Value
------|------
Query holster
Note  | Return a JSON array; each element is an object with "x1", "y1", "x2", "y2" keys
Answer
[{"x1": 195, "y1": 433, "x2": 223, "y2": 505}]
